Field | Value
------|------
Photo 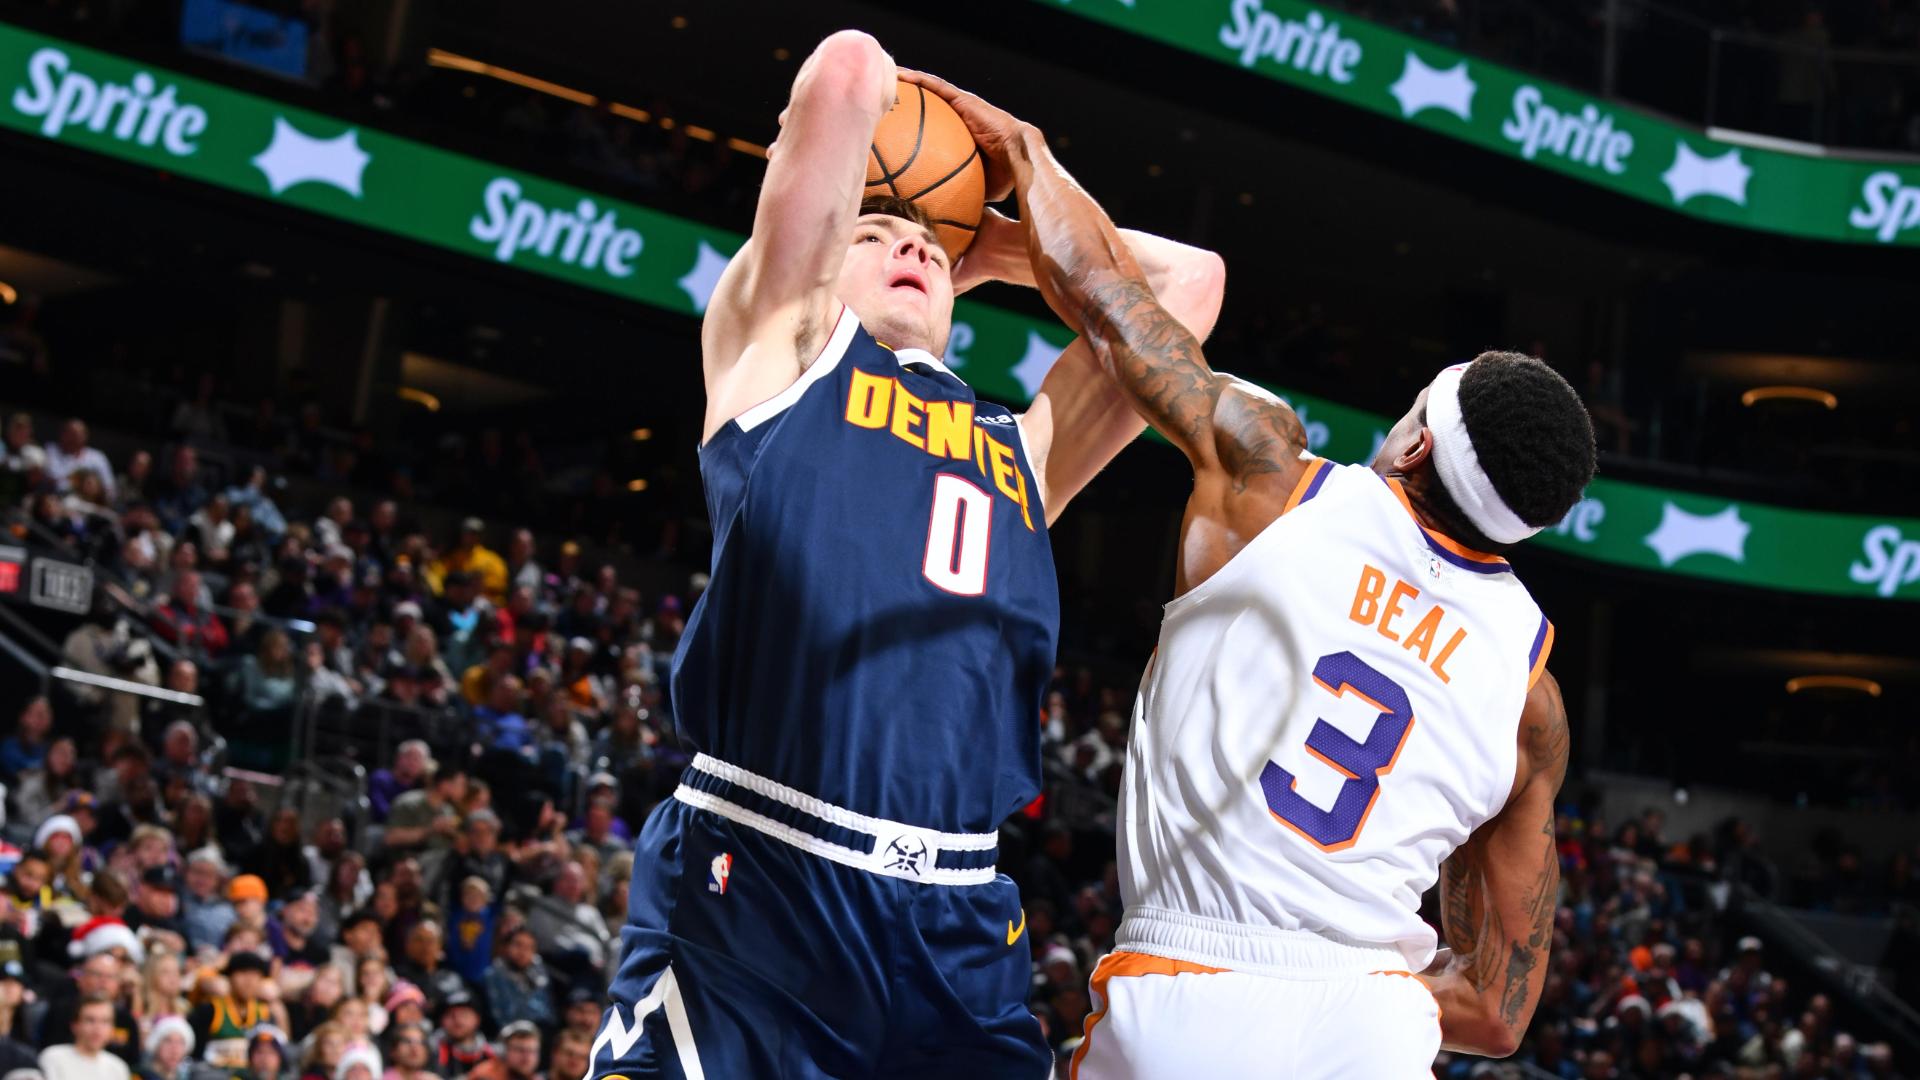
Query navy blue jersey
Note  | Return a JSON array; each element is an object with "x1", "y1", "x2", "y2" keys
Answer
[{"x1": 671, "y1": 306, "x2": 1059, "y2": 835}]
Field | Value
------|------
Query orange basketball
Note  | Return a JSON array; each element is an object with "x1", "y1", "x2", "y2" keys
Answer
[{"x1": 865, "y1": 79, "x2": 986, "y2": 256}]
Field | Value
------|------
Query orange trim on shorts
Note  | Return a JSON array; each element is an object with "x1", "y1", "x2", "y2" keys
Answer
[
  {"x1": 1071, "y1": 952, "x2": 1229, "y2": 1078},
  {"x1": 1280, "y1": 457, "x2": 1331, "y2": 516},
  {"x1": 1526, "y1": 622, "x2": 1556, "y2": 691},
  {"x1": 1370, "y1": 969, "x2": 1445, "y2": 1036},
  {"x1": 1382, "y1": 478, "x2": 1510, "y2": 565}
]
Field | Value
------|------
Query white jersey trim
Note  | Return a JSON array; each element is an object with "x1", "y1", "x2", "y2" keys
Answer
[{"x1": 732, "y1": 304, "x2": 860, "y2": 433}]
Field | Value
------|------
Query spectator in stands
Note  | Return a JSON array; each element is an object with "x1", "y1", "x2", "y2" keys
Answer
[
  {"x1": 390, "y1": 925, "x2": 460, "y2": 1017},
  {"x1": 504, "y1": 531, "x2": 541, "y2": 600},
  {"x1": 188, "y1": 953, "x2": 272, "y2": 1068},
  {"x1": 122, "y1": 868, "x2": 180, "y2": 940},
  {"x1": 176, "y1": 851, "x2": 232, "y2": 954},
  {"x1": 244, "y1": 811, "x2": 312, "y2": 900},
  {"x1": 244, "y1": 1027, "x2": 290, "y2": 1080},
  {"x1": 473, "y1": 679, "x2": 530, "y2": 757},
  {"x1": 442, "y1": 813, "x2": 507, "y2": 908},
  {"x1": 480, "y1": 932, "x2": 552, "y2": 1037},
  {"x1": 296, "y1": 1022, "x2": 343, "y2": 1080},
  {"x1": 460, "y1": 643, "x2": 515, "y2": 710},
  {"x1": 522, "y1": 863, "x2": 607, "y2": 974},
  {"x1": 39, "y1": 994, "x2": 130, "y2": 1080},
  {"x1": 45, "y1": 422, "x2": 116, "y2": 503},
  {"x1": 367, "y1": 742, "x2": 431, "y2": 826},
  {"x1": 465, "y1": 1021, "x2": 536, "y2": 1080},
  {"x1": 399, "y1": 628, "x2": 454, "y2": 709},
  {"x1": 43, "y1": 949, "x2": 139, "y2": 1066},
  {"x1": 442, "y1": 880, "x2": 492, "y2": 991},
  {"x1": 2, "y1": 412, "x2": 47, "y2": 479},
  {"x1": 379, "y1": 1023, "x2": 432, "y2": 1080},
  {"x1": 223, "y1": 467, "x2": 286, "y2": 542},
  {"x1": 150, "y1": 448, "x2": 207, "y2": 539},
  {"x1": 266, "y1": 890, "x2": 328, "y2": 972},
  {"x1": 150, "y1": 572, "x2": 228, "y2": 662},
  {"x1": 137, "y1": 1015, "x2": 193, "y2": 1080},
  {"x1": 134, "y1": 947, "x2": 189, "y2": 1037},
  {"x1": 225, "y1": 633, "x2": 297, "y2": 768},
  {"x1": 427, "y1": 991, "x2": 490, "y2": 1080},
  {"x1": 544, "y1": 1031, "x2": 587, "y2": 1080},
  {"x1": 1, "y1": 698, "x2": 53, "y2": 782},
  {"x1": 383, "y1": 767, "x2": 464, "y2": 856},
  {"x1": 0, "y1": 961, "x2": 35, "y2": 1067},
  {"x1": 301, "y1": 641, "x2": 358, "y2": 709},
  {"x1": 432, "y1": 521, "x2": 507, "y2": 607}
]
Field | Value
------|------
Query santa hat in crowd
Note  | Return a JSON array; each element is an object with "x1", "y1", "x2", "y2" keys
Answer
[
  {"x1": 335, "y1": 1048, "x2": 381, "y2": 1080},
  {"x1": 144, "y1": 1016, "x2": 196, "y2": 1058},
  {"x1": 34, "y1": 815, "x2": 81, "y2": 851},
  {"x1": 69, "y1": 916, "x2": 145, "y2": 966}
]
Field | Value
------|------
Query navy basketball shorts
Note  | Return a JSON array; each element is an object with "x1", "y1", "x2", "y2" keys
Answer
[{"x1": 585, "y1": 754, "x2": 1049, "y2": 1079}]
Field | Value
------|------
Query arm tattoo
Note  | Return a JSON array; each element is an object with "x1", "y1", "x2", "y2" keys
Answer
[
  {"x1": 1441, "y1": 839, "x2": 1505, "y2": 994},
  {"x1": 1077, "y1": 276, "x2": 1306, "y2": 488},
  {"x1": 1498, "y1": 687, "x2": 1570, "y2": 1028}
]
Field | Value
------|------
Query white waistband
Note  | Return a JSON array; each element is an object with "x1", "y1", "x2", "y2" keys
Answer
[
  {"x1": 674, "y1": 754, "x2": 998, "y2": 887},
  {"x1": 1116, "y1": 906, "x2": 1411, "y2": 979}
]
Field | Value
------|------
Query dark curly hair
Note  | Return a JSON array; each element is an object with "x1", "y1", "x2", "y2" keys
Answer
[{"x1": 1447, "y1": 351, "x2": 1597, "y2": 530}]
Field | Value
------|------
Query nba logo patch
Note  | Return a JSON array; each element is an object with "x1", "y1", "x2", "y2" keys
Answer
[{"x1": 708, "y1": 852, "x2": 732, "y2": 894}]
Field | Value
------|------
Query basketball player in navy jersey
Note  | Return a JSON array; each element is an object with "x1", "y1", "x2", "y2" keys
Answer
[{"x1": 585, "y1": 32, "x2": 1225, "y2": 1079}]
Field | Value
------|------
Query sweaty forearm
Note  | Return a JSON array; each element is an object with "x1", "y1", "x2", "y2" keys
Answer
[{"x1": 1009, "y1": 125, "x2": 1148, "y2": 336}]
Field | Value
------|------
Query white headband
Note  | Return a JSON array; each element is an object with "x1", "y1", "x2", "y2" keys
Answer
[{"x1": 1426, "y1": 363, "x2": 1540, "y2": 546}]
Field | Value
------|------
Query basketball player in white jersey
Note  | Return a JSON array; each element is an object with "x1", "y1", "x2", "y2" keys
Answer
[{"x1": 903, "y1": 72, "x2": 1595, "y2": 1076}]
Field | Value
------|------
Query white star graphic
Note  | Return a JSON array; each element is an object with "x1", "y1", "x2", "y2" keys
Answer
[
  {"x1": 1011, "y1": 330, "x2": 1066, "y2": 399},
  {"x1": 677, "y1": 240, "x2": 732, "y2": 313}
]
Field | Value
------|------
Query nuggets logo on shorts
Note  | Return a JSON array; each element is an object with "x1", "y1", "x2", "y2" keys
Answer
[
  {"x1": 883, "y1": 835, "x2": 929, "y2": 877},
  {"x1": 708, "y1": 852, "x2": 731, "y2": 894}
]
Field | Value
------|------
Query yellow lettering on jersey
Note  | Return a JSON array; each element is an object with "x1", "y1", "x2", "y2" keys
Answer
[
  {"x1": 1350, "y1": 565, "x2": 1386, "y2": 626},
  {"x1": 846, "y1": 370, "x2": 893, "y2": 429},
  {"x1": 924, "y1": 400, "x2": 974, "y2": 460},
  {"x1": 989, "y1": 437, "x2": 1020, "y2": 502},
  {"x1": 842, "y1": 377, "x2": 1036, "y2": 532},
  {"x1": 1349, "y1": 565, "x2": 1468, "y2": 685},
  {"x1": 890, "y1": 384, "x2": 927, "y2": 450}
]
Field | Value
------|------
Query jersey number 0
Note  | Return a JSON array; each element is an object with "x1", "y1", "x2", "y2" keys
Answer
[
  {"x1": 922, "y1": 473, "x2": 992, "y2": 595},
  {"x1": 1259, "y1": 651, "x2": 1416, "y2": 852}
]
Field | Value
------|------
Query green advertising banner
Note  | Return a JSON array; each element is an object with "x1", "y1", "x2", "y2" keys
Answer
[
  {"x1": 1029, "y1": 0, "x2": 1920, "y2": 247},
  {"x1": 1, "y1": 21, "x2": 1913, "y2": 601}
]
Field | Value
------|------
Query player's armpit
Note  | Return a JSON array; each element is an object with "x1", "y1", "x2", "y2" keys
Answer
[
  {"x1": 1422, "y1": 671, "x2": 1568, "y2": 1058},
  {"x1": 700, "y1": 31, "x2": 894, "y2": 442}
]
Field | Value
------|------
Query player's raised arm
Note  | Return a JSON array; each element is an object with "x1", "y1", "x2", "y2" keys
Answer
[
  {"x1": 1421, "y1": 672, "x2": 1570, "y2": 1058},
  {"x1": 946, "y1": 208, "x2": 1226, "y2": 523},
  {"x1": 907, "y1": 74, "x2": 1306, "y2": 513},
  {"x1": 700, "y1": 31, "x2": 896, "y2": 442}
]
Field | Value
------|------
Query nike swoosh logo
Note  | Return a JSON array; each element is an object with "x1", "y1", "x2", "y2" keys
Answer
[{"x1": 1006, "y1": 910, "x2": 1027, "y2": 946}]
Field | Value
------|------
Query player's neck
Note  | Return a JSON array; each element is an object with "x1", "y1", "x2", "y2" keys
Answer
[{"x1": 1393, "y1": 470, "x2": 1505, "y2": 554}]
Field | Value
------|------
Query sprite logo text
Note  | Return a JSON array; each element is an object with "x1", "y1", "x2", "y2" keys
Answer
[
  {"x1": 1847, "y1": 172, "x2": 1920, "y2": 243},
  {"x1": 469, "y1": 177, "x2": 644, "y2": 277},
  {"x1": 1218, "y1": 0, "x2": 1362, "y2": 84},
  {"x1": 1500, "y1": 86, "x2": 1632, "y2": 174},
  {"x1": 1849, "y1": 525, "x2": 1920, "y2": 597},
  {"x1": 12, "y1": 46, "x2": 207, "y2": 154}
]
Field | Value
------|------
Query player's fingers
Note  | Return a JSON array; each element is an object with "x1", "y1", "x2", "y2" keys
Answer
[{"x1": 896, "y1": 67, "x2": 961, "y2": 101}]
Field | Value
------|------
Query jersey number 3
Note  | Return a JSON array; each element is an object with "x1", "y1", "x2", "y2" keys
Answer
[
  {"x1": 1259, "y1": 651, "x2": 1416, "y2": 852},
  {"x1": 922, "y1": 474, "x2": 992, "y2": 595}
]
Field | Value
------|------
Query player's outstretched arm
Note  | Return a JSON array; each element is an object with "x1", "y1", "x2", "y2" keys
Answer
[
  {"x1": 952, "y1": 209, "x2": 1227, "y2": 524},
  {"x1": 1422, "y1": 672, "x2": 1570, "y2": 1058},
  {"x1": 699, "y1": 31, "x2": 896, "y2": 442}
]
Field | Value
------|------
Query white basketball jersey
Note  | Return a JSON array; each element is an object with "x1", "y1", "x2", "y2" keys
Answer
[{"x1": 1117, "y1": 460, "x2": 1554, "y2": 971}]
